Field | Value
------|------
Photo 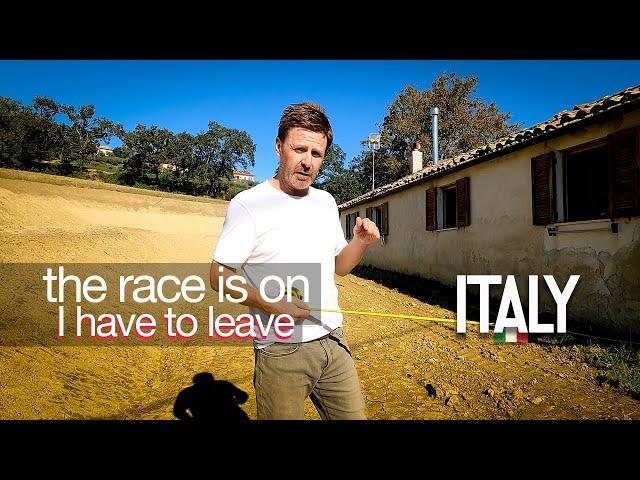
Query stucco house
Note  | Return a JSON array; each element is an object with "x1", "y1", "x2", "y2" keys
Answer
[
  {"x1": 233, "y1": 170, "x2": 255, "y2": 182},
  {"x1": 96, "y1": 145, "x2": 113, "y2": 156},
  {"x1": 339, "y1": 84, "x2": 640, "y2": 335}
]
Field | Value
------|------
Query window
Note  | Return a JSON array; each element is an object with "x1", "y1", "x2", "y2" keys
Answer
[
  {"x1": 442, "y1": 186, "x2": 457, "y2": 229},
  {"x1": 531, "y1": 128, "x2": 639, "y2": 225},
  {"x1": 426, "y1": 177, "x2": 470, "y2": 231},
  {"x1": 564, "y1": 144, "x2": 609, "y2": 221}
]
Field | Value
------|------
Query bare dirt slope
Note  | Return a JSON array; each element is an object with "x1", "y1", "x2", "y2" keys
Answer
[{"x1": 1, "y1": 169, "x2": 638, "y2": 419}]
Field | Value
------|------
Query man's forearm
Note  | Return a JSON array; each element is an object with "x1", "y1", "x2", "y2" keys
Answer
[
  {"x1": 209, "y1": 262, "x2": 266, "y2": 310},
  {"x1": 335, "y1": 238, "x2": 369, "y2": 276},
  {"x1": 209, "y1": 262, "x2": 310, "y2": 319}
]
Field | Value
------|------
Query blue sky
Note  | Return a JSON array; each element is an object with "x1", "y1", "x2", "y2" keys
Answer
[{"x1": 1, "y1": 60, "x2": 639, "y2": 182}]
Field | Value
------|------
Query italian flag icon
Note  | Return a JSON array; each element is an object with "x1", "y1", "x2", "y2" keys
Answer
[{"x1": 494, "y1": 327, "x2": 528, "y2": 343}]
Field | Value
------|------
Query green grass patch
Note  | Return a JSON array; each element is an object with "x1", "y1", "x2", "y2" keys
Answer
[
  {"x1": 84, "y1": 161, "x2": 121, "y2": 174},
  {"x1": 535, "y1": 330, "x2": 640, "y2": 399},
  {"x1": 579, "y1": 343, "x2": 640, "y2": 399}
]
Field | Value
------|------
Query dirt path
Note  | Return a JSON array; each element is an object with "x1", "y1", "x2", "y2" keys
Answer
[{"x1": 1, "y1": 170, "x2": 638, "y2": 419}]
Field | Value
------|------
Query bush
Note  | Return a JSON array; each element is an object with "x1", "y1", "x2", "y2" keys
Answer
[
  {"x1": 100, "y1": 155, "x2": 126, "y2": 166},
  {"x1": 224, "y1": 180, "x2": 254, "y2": 200}
]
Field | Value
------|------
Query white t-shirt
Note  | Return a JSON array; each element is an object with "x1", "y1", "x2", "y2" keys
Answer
[{"x1": 212, "y1": 180, "x2": 348, "y2": 347}]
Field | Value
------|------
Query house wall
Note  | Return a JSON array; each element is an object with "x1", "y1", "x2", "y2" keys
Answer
[
  {"x1": 340, "y1": 110, "x2": 640, "y2": 333},
  {"x1": 234, "y1": 175, "x2": 253, "y2": 181}
]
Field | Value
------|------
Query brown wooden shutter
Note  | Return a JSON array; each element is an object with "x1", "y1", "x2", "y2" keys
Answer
[
  {"x1": 531, "y1": 153, "x2": 555, "y2": 225},
  {"x1": 347, "y1": 212, "x2": 356, "y2": 239},
  {"x1": 456, "y1": 177, "x2": 470, "y2": 227},
  {"x1": 365, "y1": 207, "x2": 372, "y2": 219},
  {"x1": 380, "y1": 202, "x2": 389, "y2": 235},
  {"x1": 609, "y1": 128, "x2": 639, "y2": 218},
  {"x1": 352, "y1": 212, "x2": 358, "y2": 237},
  {"x1": 345, "y1": 214, "x2": 351, "y2": 239},
  {"x1": 426, "y1": 189, "x2": 436, "y2": 231}
]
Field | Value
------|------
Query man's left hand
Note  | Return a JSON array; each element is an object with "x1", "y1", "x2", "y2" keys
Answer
[{"x1": 353, "y1": 216, "x2": 381, "y2": 245}]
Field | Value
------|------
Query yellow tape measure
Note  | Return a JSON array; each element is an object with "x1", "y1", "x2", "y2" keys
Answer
[
  {"x1": 288, "y1": 287, "x2": 491, "y2": 326},
  {"x1": 311, "y1": 307, "x2": 491, "y2": 326}
]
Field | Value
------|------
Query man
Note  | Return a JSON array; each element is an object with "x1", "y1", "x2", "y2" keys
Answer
[{"x1": 210, "y1": 102, "x2": 380, "y2": 419}]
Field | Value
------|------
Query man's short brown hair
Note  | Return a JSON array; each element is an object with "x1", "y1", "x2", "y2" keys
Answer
[{"x1": 277, "y1": 102, "x2": 333, "y2": 150}]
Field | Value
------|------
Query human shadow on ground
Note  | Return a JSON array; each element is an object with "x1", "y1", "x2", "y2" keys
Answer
[{"x1": 173, "y1": 372, "x2": 250, "y2": 422}]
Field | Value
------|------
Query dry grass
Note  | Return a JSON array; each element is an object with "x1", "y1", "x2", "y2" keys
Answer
[{"x1": 0, "y1": 167, "x2": 228, "y2": 206}]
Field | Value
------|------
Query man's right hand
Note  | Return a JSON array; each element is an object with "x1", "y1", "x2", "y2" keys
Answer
[{"x1": 259, "y1": 296, "x2": 311, "y2": 322}]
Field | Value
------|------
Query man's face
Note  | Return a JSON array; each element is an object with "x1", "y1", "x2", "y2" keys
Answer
[{"x1": 275, "y1": 127, "x2": 327, "y2": 193}]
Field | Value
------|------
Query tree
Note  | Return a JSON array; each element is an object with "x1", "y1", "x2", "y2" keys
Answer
[
  {"x1": 0, "y1": 96, "x2": 65, "y2": 169},
  {"x1": 316, "y1": 143, "x2": 347, "y2": 184},
  {"x1": 191, "y1": 121, "x2": 256, "y2": 197},
  {"x1": 317, "y1": 170, "x2": 361, "y2": 205},
  {"x1": 32, "y1": 96, "x2": 60, "y2": 121},
  {"x1": 112, "y1": 146, "x2": 128, "y2": 158},
  {"x1": 120, "y1": 124, "x2": 172, "y2": 184},
  {"x1": 144, "y1": 126, "x2": 173, "y2": 183},
  {"x1": 351, "y1": 73, "x2": 522, "y2": 192},
  {"x1": 0, "y1": 97, "x2": 21, "y2": 166},
  {"x1": 61, "y1": 103, "x2": 121, "y2": 172},
  {"x1": 30, "y1": 96, "x2": 65, "y2": 166},
  {"x1": 120, "y1": 125, "x2": 147, "y2": 182},
  {"x1": 313, "y1": 143, "x2": 362, "y2": 204},
  {"x1": 1, "y1": 93, "x2": 256, "y2": 199},
  {"x1": 165, "y1": 131, "x2": 197, "y2": 189},
  {"x1": 225, "y1": 179, "x2": 257, "y2": 201},
  {"x1": 349, "y1": 149, "x2": 406, "y2": 194}
]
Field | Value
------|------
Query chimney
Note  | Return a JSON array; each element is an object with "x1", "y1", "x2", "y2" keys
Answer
[
  {"x1": 430, "y1": 107, "x2": 439, "y2": 164},
  {"x1": 411, "y1": 141, "x2": 423, "y2": 174}
]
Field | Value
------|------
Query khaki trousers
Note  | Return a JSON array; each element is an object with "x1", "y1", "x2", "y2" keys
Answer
[{"x1": 253, "y1": 327, "x2": 366, "y2": 420}]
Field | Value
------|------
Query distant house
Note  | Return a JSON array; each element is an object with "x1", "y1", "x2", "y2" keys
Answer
[
  {"x1": 160, "y1": 163, "x2": 178, "y2": 172},
  {"x1": 233, "y1": 170, "x2": 255, "y2": 182},
  {"x1": 96, "y1": 145, "x2": 113, "y2": 156},
  {"x1": 339, "y1": 84, "x2": 640, "y2": 334}
]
